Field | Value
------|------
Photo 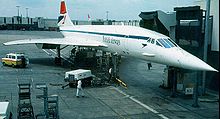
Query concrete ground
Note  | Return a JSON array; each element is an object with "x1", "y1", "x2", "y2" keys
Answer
[{"x1": 0, "y1": 30, "x2": 218, "y2": 119}]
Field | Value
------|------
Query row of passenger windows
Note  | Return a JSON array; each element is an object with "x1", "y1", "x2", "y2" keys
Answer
[
  {"x1": 6, "y1": 55, "x2": 24, "y2": 59},
  {"x1": 145, "y1": 38, "x2": 177, "y2": 48},
  {"x1": 6, "y1": 55, "x2": 16, "y2": 59}
]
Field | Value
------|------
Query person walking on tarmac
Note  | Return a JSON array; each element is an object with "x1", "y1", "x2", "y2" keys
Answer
[
  {"x1": 21, "y1": 56, "x2": 26, "y2": 68},
  {"x1": 147, "y1": 62, "x2": 152, "y2": 70},
  {"x1": 108, "y1": 67, "x2": 113, "y2": 81},
  {"x1": 76, "y1": 80, "x2": 84, "y2": 98}
]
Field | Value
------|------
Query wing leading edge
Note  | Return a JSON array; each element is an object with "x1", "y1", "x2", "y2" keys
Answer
[{"x1": 3, "y1": 37, "x2": 107, "y2": 47}]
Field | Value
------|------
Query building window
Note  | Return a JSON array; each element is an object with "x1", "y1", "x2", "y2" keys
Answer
[{"x1": 4, "y1": 17, "x2": 6, "y2": 24}]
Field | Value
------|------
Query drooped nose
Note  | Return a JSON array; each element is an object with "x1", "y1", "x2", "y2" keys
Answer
[{"x1": 178, "y1": 49, "x2": 218, "y2": 72}]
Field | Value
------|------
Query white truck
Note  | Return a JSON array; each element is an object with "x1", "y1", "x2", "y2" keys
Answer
[
  {"x1": 0, "y1": 102, "x2": 10, "y2": 119},
  {"x1": 63, "y1": 69, "x2": 94, "y2": 88}
]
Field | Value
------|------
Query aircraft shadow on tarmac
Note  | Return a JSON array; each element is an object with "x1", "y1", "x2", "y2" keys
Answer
[
  {"x1": 29, "y1": 58, "x2": 72, "y2": 68},
  {"x1": 29, "y1": 58, "x2": 56, "y2": 66}
]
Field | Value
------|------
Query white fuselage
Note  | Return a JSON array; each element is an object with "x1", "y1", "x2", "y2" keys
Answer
[
  {"x1": 59, "y1": 25, "x2": 217, "y2": 72},
  {"x1": 61, "y1": 25, "x2": 164, "y2": 61}
]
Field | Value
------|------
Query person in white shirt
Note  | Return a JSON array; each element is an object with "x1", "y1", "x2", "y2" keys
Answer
[
  {"x1": 76, "y1": 80, "x2": 84, "y2": 98},
  {"x1": 108, "y1": 67, "x2": 113, "y2": 80}
]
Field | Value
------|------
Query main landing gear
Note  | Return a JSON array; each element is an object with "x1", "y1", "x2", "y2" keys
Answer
[{"x1": 54, "y1": 45, "x2": 69, "y2": 65}]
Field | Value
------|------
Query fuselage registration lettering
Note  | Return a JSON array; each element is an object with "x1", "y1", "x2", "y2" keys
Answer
[{"x1": 103, "y1": 37, "x2": 120, "y2": 46}]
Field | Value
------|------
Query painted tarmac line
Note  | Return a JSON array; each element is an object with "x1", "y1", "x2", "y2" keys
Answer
[
  {"x1": 42, "y1": 49, "x2": 54, "y2": 58},
  {"x1": 112, "y1": 87, "x2": 170, "y2": 119},
  {"x1": 130, "y1": 96, "x2": 159, "y2": 114},
  {"x1": 49, "y1": 49, "x2": 57, "y2": 55},
  {"x1": 42, "y1": 49, "x2": 74, "y2": 64},
  {"x1": 49, "y1": 49, "x2": 74, "y2": 64},
  {"x1": 49, "y1": 49, "x2": 69, "y2": 58},
  {"x1": 16, "y1": 77, "x2": 19, "y2": 88},
  {"x1": 158, "y1": 114, "x2": 170, "y2": 119}
]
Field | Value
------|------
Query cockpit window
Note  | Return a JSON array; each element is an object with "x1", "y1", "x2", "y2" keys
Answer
[
  {"x1": 156, "y1": 41, "x2": 163, "y2": 47},
  {"x1": 164, "y1": 39, "x2": 175, "y2": 47},
  {"x1": 168, "y1": 38, "x2": 178, "y2": 47},
  {"x1": 158, "y1": 39, "x2": 171, "y2": 48},
  {"x1": 157, "y1": 38, "x2": 177, "y2": 48}
]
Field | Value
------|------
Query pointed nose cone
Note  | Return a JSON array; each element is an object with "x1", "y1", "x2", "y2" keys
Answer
[
  {"x1": 178, "y1": 49, "x2": 218, "y2": 72},
  {"x1": 189, "y1": 59, "x2": 218, "y2": 72}
]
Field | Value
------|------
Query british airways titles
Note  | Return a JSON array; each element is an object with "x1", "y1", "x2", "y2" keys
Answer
[{"x1": 103, "y1": 37, "x2": 120, "y2": 46}]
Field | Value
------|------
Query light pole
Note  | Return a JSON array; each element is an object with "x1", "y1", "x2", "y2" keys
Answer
[
  {"x1": 106, "y1": 11, "x2": 109, "y2": 21},
  {"x1": 202, "y1": 0, "x2": 211, "y2": 95},
  {"x1": 16, "y1": 6, "x2": 20, "y2": 24},
  {"x1": 26, "y1": 8, "x2": 29, "y2": 18},
  {"x1": 16, "y1": 6, "x2": 20, "y2": 17}
]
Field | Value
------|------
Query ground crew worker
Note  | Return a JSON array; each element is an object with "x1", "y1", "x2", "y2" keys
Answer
[
  {"x1": 147, "y1": 62, "x2": 152, "y2": 70},
  {"x1": 9, "y1": 112, "x2": 12, "y2": 119},
  {"x1": 21, "y1": 57, "x2": 26, "y2": 67},
  {"x1": 76, "y1": 80, "x2": 84, "y2": 98},
  {"x1": 108, "y1": 67, "x2": 113, "y2": 80}
]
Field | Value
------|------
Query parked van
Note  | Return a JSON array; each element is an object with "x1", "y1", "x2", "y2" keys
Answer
[{"x1": 1, "y1": 53, "x2": 29, "y2": 68}]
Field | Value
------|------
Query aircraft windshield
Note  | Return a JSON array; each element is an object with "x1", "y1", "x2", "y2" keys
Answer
[{"x1": 157, "y1": 38, "x2": 177, "y2": 48}]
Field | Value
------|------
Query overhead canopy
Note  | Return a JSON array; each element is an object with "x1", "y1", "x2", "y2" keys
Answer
[
  {"x1": 139, "y1": 10, "x2": 175, "y2": 36},
  {"x1": 139, "y1": 11, "x2": 158, "y2": 20}
]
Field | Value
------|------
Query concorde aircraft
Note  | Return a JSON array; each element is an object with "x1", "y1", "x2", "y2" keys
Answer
[{"x1": 3, "y1": 0, "x2": 217, "y2": 72}]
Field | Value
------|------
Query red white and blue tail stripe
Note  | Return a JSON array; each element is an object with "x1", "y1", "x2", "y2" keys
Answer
[{"x1": 58, "y1": 0, "x2": 74, "y2": 28}]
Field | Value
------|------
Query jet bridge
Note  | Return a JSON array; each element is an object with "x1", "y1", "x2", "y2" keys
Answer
[{"x1": 139, "y1": 10, "x2": 176, "y2": 40}]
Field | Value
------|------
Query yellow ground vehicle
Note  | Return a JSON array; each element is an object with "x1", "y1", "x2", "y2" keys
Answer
[{"x1": 1, "y1": 53, "x2": 29, "y2": 68}]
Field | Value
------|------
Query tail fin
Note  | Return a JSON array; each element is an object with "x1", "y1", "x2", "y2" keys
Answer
[{"x1": 58, "y1": 0, "x2": 74, "y2": 28}]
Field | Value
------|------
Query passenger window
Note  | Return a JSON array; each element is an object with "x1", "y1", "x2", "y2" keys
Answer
[
  {"x1": 12, "y1": 56, "x2": 15, "y2": 59},
  {"x1": 17, "y1": 56, "x2": 22, "y2": 59},
  {"x1": 151, "y1": 39, "x2": 155, "y2": 44},
  {"x1": 9, "y1": 55, "x2": 12, "y2": 59},
  {"x1": 6, "y1": 55, "x2": 9, "y2": 58}
]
